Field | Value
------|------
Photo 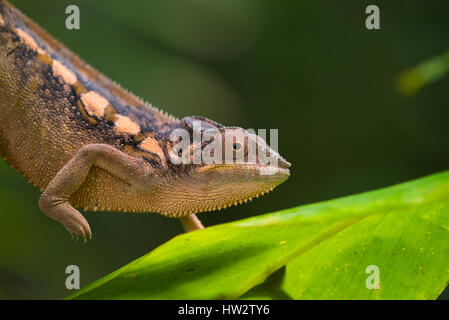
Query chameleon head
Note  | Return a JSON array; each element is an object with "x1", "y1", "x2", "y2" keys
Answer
[{"x1": 152, "y1": 116, "x2": 291, "y2": 217}]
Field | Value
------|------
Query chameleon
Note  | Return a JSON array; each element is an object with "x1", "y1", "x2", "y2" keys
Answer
[{"x1": 0, "y1": 0, "x2": 290, "y2": 240}]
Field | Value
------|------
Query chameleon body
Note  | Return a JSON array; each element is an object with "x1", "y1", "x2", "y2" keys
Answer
[{"x1": 0, "y1": 1, "x2": 290, "y2": 238}]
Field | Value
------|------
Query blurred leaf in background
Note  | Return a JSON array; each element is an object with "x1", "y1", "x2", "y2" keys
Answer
[{"x1": 398, "y1": 49, "x2": 449, "y2": 96}]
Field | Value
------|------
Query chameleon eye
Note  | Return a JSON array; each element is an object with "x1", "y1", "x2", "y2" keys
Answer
[{"x1": 233, "y1": 142, "x2": 242, "y2": 151}]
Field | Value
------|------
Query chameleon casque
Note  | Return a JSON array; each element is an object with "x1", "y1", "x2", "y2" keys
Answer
[{"x1": 0, "y1": 1, "x2": 290, "y2": 239}]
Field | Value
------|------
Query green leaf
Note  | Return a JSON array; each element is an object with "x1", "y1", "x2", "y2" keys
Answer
[
  {"x1": 67, "y1": 171, "x2": 449, "y2": 300},
  {"x1": 397, "y1": 49, "x2": 449, "y2": 96}
]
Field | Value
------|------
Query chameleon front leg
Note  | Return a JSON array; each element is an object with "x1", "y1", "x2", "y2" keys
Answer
[{"x1": 39, "y1": 144, "x2": 148, "y2": 239}]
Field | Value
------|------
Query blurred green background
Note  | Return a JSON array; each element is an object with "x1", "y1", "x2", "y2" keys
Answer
[{"x1": 1, "y1": 0, "x2": 448, "y2": 299}]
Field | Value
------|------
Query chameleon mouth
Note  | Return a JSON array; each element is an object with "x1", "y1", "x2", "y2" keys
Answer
[
  {"x1": 243, "y1": 155, "x2": 291, "y2": 176},
  {"x1": 256, "y1": 164, "x2": 290, "y2": 177},
  {"x1": 236, "y1": 163, "x2": 291, "y2": 181},
  {"x1": 197, "y1": 162, "x2": 290, "y2": 176}
]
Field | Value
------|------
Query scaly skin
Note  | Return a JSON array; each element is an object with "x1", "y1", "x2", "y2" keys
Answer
[{"x1": 0, "y1": 1, "x2": 290, "y2": 239}]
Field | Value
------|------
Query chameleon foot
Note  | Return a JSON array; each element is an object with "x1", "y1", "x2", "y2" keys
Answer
[
  {"x1": 70, "y1": 233, "x2": 90, "y2": 243},
  {"x1": 39, "y1": 194, "x2": 92, "y2": 239}
]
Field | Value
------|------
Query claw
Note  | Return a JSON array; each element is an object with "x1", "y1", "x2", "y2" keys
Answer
[{"x1": 69, "y1": 229, "x2": 92, "y2": 242}]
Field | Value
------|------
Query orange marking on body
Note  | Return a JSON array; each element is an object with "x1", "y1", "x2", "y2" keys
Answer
[
  {"x1": 52, "y1": 60, "x2": 77, "y2": 85},
  {"x1": 140, "y1": 137, "x2": 167, "y2": 166},
  {"x1": 80, "y1": 91, "x2": 109, "y2": 118},
  {"x1": 16, "y1": 28, "x2": 39, "y2": 51},
  {"x1": 114, "y1": 115, "x2": 141, "y2": 135},
  {"x1": 0, "y1": 14, "x2": 5, "y2": 27}
]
